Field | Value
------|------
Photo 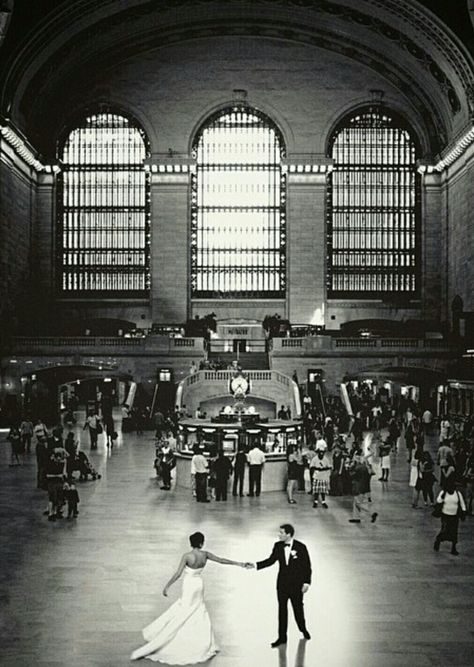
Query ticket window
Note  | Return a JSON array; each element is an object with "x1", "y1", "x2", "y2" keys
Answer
[
  {"x1": 286, "y1": 431, "x2": 299, "y2": 448},
  {"x1": 222, "y1": 434, "x2": 238, "y2": 454},
  {"x1": 181, "y1": 429, "x2": 199, "y2": 451},
  {"x1": 265, "y1": 432, "x2": 286, "y2": 453},
  {"x1": 244, "y1": 431, "x2": 262, "y2": 450}
]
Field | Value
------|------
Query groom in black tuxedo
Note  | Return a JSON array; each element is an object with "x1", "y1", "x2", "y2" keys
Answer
[{"x1": 254, "y1": 523, "x2": 311, "y2": 647}]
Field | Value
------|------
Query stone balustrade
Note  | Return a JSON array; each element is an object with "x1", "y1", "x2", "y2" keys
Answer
[{"x1": 11, "y1": 335, "x2": 204, "y2": 355}]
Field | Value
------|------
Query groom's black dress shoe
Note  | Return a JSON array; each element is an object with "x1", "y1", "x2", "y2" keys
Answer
[
  {"x1": 271, "y1": 639, "x2": 287, "y2": 648},
  {"x1": 302, "y1": 631, "x2": 311, "y2": 640}
]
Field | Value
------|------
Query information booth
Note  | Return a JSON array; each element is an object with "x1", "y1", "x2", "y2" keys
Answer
[{"x1": 175, "y1": 417, "x2": 303, "y2": 492}]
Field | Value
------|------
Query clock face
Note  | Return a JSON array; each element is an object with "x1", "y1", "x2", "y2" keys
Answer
[{"x1": 230, "y1": 376, "x2": 249, "y2": 393}]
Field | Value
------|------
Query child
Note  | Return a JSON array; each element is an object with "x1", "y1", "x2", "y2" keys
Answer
[
  {"x1": 154, "y1": 449, "x2": 162, "y2": 479},
  {"x1": 64, "y1": 481, "x2": 80, "y2": 518}
]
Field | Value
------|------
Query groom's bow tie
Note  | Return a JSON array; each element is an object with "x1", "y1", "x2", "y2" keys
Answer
[{"x1": 284, "y1": 544, "x2": 291, "y2": 548}]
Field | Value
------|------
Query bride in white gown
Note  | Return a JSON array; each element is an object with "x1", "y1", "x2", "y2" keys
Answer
[{"x1": 131, "y1": 531, "x2": 248, "y2": 664}]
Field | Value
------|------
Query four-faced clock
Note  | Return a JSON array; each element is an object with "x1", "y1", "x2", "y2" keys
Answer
[{"x1": 230, "y1": 375, "x2": 249, "y2": 396}]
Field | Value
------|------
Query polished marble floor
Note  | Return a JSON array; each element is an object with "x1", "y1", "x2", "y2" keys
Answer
[{"x1": 0, "y1": 418, "x2": 473, "y2": 667}]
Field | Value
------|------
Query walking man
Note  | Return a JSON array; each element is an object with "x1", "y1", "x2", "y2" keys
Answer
[{"x1": 232, "y1": 446, "x2": 247, "y2": 497}]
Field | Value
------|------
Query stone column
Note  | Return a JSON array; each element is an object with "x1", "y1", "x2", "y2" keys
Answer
[
  {"x1": 149, "y1": 162, "x2": 191, "y2": 322},
  {"x1": 420, "y1": 170, "x2": 442, "y2": 322},
  {"x1": 36, "y1": 172, "x2": 55, "y2": 298},
  {"x1": 286, "y1": 165, "x2": 329, "y2": 325}
]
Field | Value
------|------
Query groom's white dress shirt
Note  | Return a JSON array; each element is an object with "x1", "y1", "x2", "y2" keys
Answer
[{"x1": 284, "y1": 540, "x2": 293, "y2": 565}]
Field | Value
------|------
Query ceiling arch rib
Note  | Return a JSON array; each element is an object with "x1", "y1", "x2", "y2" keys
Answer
[
  {"x1": 1, "y1": 0, "x2": 473, "y2": 158},
  {"x1": 366, "y1": 0, "x2": 474, "y2": 94},
  {"x1": 19, "y1": 19, "x2": 446, "y2": 156}
]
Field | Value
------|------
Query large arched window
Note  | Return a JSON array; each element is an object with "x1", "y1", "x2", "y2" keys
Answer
[
  {"x1": 191, "y1": 105, "x2": 286, "y2": 298},
  {"x1": 327, "y1": 106, "x2": 420, "y2": 297},
  {"x1": 57, "y1": 112, "x2": 150, "y2": 295}
]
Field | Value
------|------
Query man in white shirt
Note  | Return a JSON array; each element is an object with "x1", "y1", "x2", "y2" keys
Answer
[
  {"x1": 422, "y1": 408, "x2": 433, "y2": 434},
  {"x1": 191, "y1": 450, "x2": 209, "y2": 502},
  {"x1": 247, "y1": 444, "x2": 265, "y2": 497}
]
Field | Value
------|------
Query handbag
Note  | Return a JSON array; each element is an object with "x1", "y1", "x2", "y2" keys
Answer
[
  {"x1": 432, "y1": 491, "x2": 445, "y2": 518},
  {"x1": 431, "y1": 503, "x2": 443, "y2": 518},
  {"x1": 96, "y1": 422, "x2": 103, "y2": 434}
]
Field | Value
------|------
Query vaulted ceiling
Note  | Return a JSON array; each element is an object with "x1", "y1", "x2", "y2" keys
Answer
[{"x1": 1, "y1": 0, "x2": 474, "y2": 158}]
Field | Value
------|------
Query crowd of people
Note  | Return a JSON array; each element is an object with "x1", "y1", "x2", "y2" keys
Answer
[
  {"x1": 6, "y1": 414, "x2": 102, "y2": 523},
  {"x1": 5, "y1": 380, "x2": 474, "y2": 555}
]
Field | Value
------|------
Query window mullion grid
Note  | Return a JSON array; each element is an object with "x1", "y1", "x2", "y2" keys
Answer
[
  {"x1": 59, "y1": 113, "x2": 149, "y2": 295},
  {"x1": 328, "y1": 109, "x2": 418, "y2": 298},
  {"x1": 191, "y1": 107, "x2": 285, "y2": 298}
]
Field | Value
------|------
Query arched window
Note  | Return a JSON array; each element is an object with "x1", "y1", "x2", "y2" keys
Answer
[
  {"x1": 327, "y1": 106, "x2": 420, "y2": 297},
  {"x1": 191, "y1": 105, "x2": 286, "y2": 298},
  {"x1": 57, "y1": 112, "x2": 150, "y2": 295}
]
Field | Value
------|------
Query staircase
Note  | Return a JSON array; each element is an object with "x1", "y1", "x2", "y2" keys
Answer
[{"x1": 208, "y1": 351, "x2": 269, "y2": 370}]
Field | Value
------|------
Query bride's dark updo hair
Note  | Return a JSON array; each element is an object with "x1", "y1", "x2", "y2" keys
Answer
[{"x1": 189, "y1": 532, "x2": 205, "y2": 548}]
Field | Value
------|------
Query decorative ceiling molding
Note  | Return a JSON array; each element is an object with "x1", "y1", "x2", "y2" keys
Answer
[
  {"x1": 0, "y1": 121, "x2": 45, "y2": 171},
  {"x1": 1, "y1": 0, "x2": 472, "y2": 155},
  {"x1": 15, "y1": 19, "x2": 446, "y2": 155},
  {"x1": 371, "y1": 0, "x2": 474, "y2": 92},
  {"x1": 433, "y1": 122, "x2": 474, "y2": 171}
]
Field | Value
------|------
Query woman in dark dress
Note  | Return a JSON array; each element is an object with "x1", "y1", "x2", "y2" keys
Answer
[{"x1": 286, "y1": 445, "x2": 300, "y2": 504}]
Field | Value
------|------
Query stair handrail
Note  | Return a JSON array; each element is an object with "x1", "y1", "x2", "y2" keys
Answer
[
  {"x1": 177, "y1": 369, "x2": 301, "y2": 414},
  {"x1": 340, "y1": 382, "x2": 355, "y2": 433}
]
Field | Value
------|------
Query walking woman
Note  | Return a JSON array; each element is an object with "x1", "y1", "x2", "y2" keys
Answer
[
  {"x1": 286, "y1": 444, "x2": 299, "y2": 504},
  {"x1": 440, "y1": 452, "x2": 457, "y2": 491},
  {"x1": 433, "y1": 477, "x2": 466, "y2": 556},
  {"x1": 420, "y1": 451, "x2": 436, "y2": 506}
]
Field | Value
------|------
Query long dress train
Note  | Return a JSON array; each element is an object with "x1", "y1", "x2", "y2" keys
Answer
[{"x1": 130, "y1": 566, "x2": 219, "y2": 664}]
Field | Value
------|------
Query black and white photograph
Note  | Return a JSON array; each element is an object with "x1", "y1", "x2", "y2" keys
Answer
[{"x1": 1, "y1": 1, "x2": 474, "y2": 665}]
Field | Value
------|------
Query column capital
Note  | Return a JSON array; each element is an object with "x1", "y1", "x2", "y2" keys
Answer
[
  {"x1": 144, "y1": 154, "x2": 196, "y2": 174},
  {"x1": 282, "y1": 156, "x2": 333, "y2": 184},
  {"x1": 282, "y1": 155, "x2": 333, "y2": 174}
]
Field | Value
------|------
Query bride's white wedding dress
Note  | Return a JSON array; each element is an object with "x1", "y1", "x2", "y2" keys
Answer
[{"x1": 130, "y1": 565, "x2": 219, "y2": 664}]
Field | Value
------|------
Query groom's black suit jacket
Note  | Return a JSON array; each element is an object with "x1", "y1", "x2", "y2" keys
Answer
[{"x1": 256, "y1": 539, "x2": 312, "y2": 592}]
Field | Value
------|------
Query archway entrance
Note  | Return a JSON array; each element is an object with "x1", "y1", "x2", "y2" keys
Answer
[{"x1": 22, "y1": 365, "x2": 133, "y2": 424}]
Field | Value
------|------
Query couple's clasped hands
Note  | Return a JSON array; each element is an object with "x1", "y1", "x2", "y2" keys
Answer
[{"x1": 240, "y1": 562, "x2": 255, "y2": 569}]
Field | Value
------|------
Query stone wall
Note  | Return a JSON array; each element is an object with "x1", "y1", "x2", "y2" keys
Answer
[
  {"x1": 442, "y1": 145, "x2": 474, "y2": 315},
  {"x1": 3, "y1": 34, "x2": 456, "y2": 328},
  {"x1": 0, "y1": 142, "x2": 36, "y2": 329},
  {"x1": 42, "y1": 35, "x2": 433, "y2": 325}
]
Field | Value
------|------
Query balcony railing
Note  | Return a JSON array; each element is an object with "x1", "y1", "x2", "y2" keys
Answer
[
  {"x1": 10, "y1": 335, "x2": 204, "y2": 354},
  {"x1": 271, "y1": 336, "x2": 456, "y2": 353}
]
